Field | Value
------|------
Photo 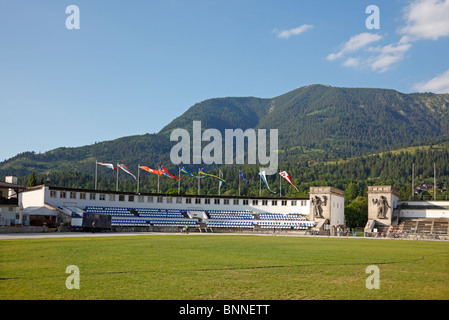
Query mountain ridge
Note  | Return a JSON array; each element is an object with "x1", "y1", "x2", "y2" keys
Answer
[{"x1": 1, "y1": 84, "x2": 449, "y2": 179}]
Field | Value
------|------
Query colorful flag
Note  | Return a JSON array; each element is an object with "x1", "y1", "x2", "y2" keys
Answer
[
  {"x1": 199, "y1": 169, "x2": 225, "y2": 182},
  {"x1": 259, "y1": 170, "x2": 276, "y2": 194},
  {"x1": 139, "y1": 166, "x2": 163, "y2": 176},
  {"x1": 239, "y1": 171, "x2": 249, "y2": 183},
  {"x1": 181, "y1": 167, "x2": 206, "y2": 178},
  {"x1": 97, "y1": 162, "x2": 116, "y2": 170},
  {"x1": 118, "y1": 164, "x2": 138, "y2": 180},
  {"x1": 161, "y1": 166, "x2": 182, "y2": 179},
  {"x1": 279, "y1": 171, "x2": 299, "y2": 192}
]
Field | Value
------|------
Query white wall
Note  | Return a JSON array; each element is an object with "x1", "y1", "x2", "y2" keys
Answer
[
  {"x1": 399, "y1": 209, "x2": 449, "y2": 219},
  {"x1": 24, "y1": 186, "x2": 310, "y2": 215},
  {"x1": 0, "y1": 206, "x2": 18, "y2": 226},
  {"x1": 398, "y1": 201, "x2": 449, "y2": 219},
  {"x1": 19, "y1": 187, "x2": 46, "y2": 208},
  {"x1": 330, "y1": 194, "x2": 345, "y2": 226}
]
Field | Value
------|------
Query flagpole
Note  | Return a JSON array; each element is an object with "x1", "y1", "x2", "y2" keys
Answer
[
  {"x1": 219, "y1": 169, "x2": 223, "y2": 196},
  {"x1": 116, "y1": 163, "x2": 119, "y2": 192},
  {"x1": 157, "y1": 170, "x2": 160, "y2": 193},
  {"x1": 279, "y1": 171, "x2": 282, "y2": 197},
  {"x1": 177, "y1": 167, "x2": 180, "y2": 194},
  {"x1": 238, "y1": 171, "x2": 241, "y2": 196},
  {"x1": 259, "y1": 172, "x2": 261, "y2": 197},
  {"x1": 137, "y1": 164, "x2": 140, "y2": 194},
  {"x1": 198, "y1": 169, "x2": 200, "y2": 195},
  {"x1": 95, "y1": 160, "x2": 98, "y2": 190}
]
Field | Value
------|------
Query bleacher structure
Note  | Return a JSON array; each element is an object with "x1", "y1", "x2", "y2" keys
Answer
[{"x1": 84, "y1": 206, "x2": 315, "y2": 232}]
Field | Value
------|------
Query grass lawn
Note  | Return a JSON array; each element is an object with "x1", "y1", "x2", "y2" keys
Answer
[{"x1": 1, "y1": 234, "x2": 448, "y2": 300}]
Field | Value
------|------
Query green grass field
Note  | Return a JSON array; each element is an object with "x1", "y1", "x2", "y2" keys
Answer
[{"x1": 1, "y1": 234, "x2": 448, "y2": 300}]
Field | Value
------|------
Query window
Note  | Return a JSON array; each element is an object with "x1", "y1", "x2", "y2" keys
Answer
[
  {"x1": 176, "y1": 197, "x2": 182, "y2": 204},
  {"x1": 148, "y1": 196, "x2": 154, "y2": 203},
  {"x1": 166, "y1": 197, "x2": 173, "y2": 204},
  {"x1": 80, "y1": 193, "x2": 86, "y2": 200},
  {"x1": 50, "y1": 191, "x2": 56, "y2": 198},
  {"x1": 204, "y1": 198, "x2": 210, "y2": 204},
  {"x1": 233, "y1": 199, "x2": 239, "y2": 205},
  {"x1": 291, "y1": 200, "x2": 297, "y2": 206},
  {"x1": 138, "y1": 196, "x2": 144, "y2": 203},
  {"x1": 301, "y1": 200, "x2": 307, "y2": 206},
  {"x1": 272, "y1": 200, "x2": 277, "y2": 206},
  {"x1": 70, "y1": 192, "x2": 76, "y2": 199},
  {"x1": 109, "y1": 194, "x2": 115, "y2": 201},
  {"x1": 157, "y1": 197, "x2": 163, "y2": 203},
  {"x1": 252, "y1": 200, "x2": 258, "y2": 205},
  {"x1": 119, "y1": 195, "x2": 125, "y2": 202},
  {"x1": 243, "y1": 199, "x2": 249, "y2": 205},
  {"x1": 90, "y1": 193, "x2": 96, "y2": 200},
  {"x1": 128, "y1": 195, "x2": 134, "y2": 202},
  {"x1": 195, "y1": 198, "x2": 201, "y2": 204},
  {"x1": 281, "y1": 200, "x2": 287, "y2": 206},
  {"x1": 224, "y1": 199, "x2": 229, "y2": 205},
  {"x1": 186, "y1": 198, "x2": 192, "y2": 204},
  {"x1": 262, "y1": 200, "x2": 268, "y2": 206},
  {"x1": 214, "y1": 199, "x2": 220, "y2": 205},
  {"x1": 99, "y1": 194, "x2": 106, "y2": 201},
  {"x1": 60, "y1": 191, "x2": 66, "y2": 199}
]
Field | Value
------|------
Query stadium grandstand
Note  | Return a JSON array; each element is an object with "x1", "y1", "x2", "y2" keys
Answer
[{"x1": 0, "y1": 180, "x2": 446, "y2": 239}]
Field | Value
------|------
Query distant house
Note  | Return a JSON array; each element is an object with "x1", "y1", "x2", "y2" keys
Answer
[{"x1": 0, "y1": 177, "x2": 26, "y2": 226}]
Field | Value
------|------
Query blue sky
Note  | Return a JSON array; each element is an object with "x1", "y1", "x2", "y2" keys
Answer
[{"x1": 1, "y1": 0, "x2": 448, "y2": 161}]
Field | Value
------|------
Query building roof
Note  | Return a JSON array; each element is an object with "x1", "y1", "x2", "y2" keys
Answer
[{"x1": 0, "y1": 181, "x2": 26, "y2": 190}]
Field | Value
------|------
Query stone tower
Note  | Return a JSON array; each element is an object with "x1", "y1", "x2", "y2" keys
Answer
[{"x1": 367, "y1": 185, "x2": 399, "y2": 226}]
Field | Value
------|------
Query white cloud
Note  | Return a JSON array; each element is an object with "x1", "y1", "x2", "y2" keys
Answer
[
  {"x1": 342, "y1": 57, "x2": 360, "y2": 67},
  {"x1": 399, "y1": 0, "x2": 449, "y2": 41},
  {"x1": 413, "y1": 69, "x2": 449, "y2": 93},
  {"x1": 326, "y1": 33, "x2": 382, "y2": 61},
  {"x1": 326, "y1": 0, "x2": 449, "y2": 72},
  {"x1": 274, "y1": 24, "x2": 313, "y2": 39},
  {"x1": 368, "y1": 42, "x2": 412, "y2": 72}
]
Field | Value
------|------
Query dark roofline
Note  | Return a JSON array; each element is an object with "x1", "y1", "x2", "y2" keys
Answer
[
  {"x1": 41, "y1": 185, "x2": 309, "y2": 201},
  {"x1": 0, "y1": 181, "x2": 26, "y2": 190}
]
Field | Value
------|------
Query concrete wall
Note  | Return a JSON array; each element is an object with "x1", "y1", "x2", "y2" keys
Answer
[
  {"x1": 398, "y1": 201, "x2": 449, "y2": 219},
  {"x1": 21, "y1": 186, "x2": 310, "y2": 215}
]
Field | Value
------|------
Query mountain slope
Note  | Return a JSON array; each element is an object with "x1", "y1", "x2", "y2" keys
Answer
[{"x1": 1, "y1": 84, "x2": 448, "y2": 178}]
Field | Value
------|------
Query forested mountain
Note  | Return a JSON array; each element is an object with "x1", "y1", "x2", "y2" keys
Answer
[{"x1": 1, "y1": 84, "x2": 449, "y2": 199}]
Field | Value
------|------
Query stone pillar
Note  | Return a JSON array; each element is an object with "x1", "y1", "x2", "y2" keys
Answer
[
  {"x1": 309, "y1": 186, "x2": 345, "y2": 227},
  {"x1": 367, "y1": 186, "x2": 399, "y2": 226}
]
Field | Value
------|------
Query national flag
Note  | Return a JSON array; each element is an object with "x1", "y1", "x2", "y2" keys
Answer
[
  {"x1": 181, "y1": 167, "x2": 206, "y2": 178},
  {"x1": 239, "y1": 171, "x2": 249, "y2": 183},
  {"x1": 259, "y1": 170, "x2": 276, "y2": 194},
  {"x1": 139, "y1": 166, "x2": 163, "y2": 176},
  {"x1": 118, "y1": 164, "x2": 138, "y2": 180},
  {"x1": 279, "y1": 171, "x2": 299, "y2": 192},
  {"x1": 161, "y1": 166, "x2": 182, "y2": 179},
  {"x1": 97, "y1": 162, "x2": 116, "y2": 170},
  {"x1": 199, "y1": 169, "x2": 225, "y2": 182}
]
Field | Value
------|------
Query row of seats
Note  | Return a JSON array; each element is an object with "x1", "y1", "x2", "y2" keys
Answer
[
  {"x1": 257, "y1": 221, "x2": 312, "y2": 229},
  {"x1": 111, "y1": 219, "x2": 148, "y2": 226},
  {"x1": 258, "y1": 213, "x2": 306, "y2": 221},
  {"x1": 206, "y1": 220, "x2": 254, "y2": 228},
  {"x1": 111, "y1": 218, "x2": 198, "y2": 227},
  {"x1": 85, "y1": 206, "x2": 185, "y2": 218},
  {"x1": 207, "y1": 212, "x2": 255, "y2": 220}
]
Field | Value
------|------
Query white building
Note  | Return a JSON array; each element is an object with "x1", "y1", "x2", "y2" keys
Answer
[{"x1": 0, "y1": 177, "x2": 26, "y2": 226}]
